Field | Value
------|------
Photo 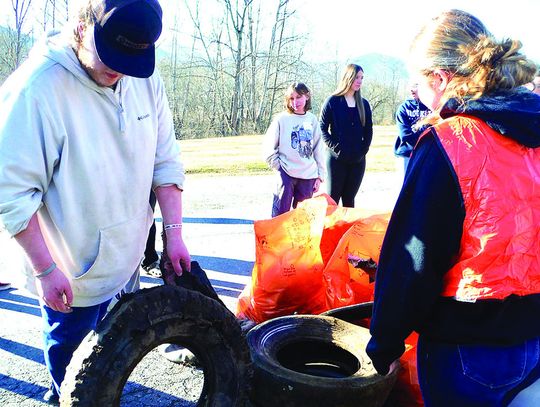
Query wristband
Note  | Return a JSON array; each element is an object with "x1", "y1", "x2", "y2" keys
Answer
[
  {"x1": 34, "y1": 262, "x2": 56, "y2": 279},
  {"x1": 164, "y1": 223, "x2": 183, "y2": 231}
]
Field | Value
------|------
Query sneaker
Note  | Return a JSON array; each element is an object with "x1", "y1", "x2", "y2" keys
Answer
[
  {"x1": 158, "y1": 344, "x2": 199, "y2": 366},
  {"x1": 141, "y1": 261, "x2": 161, "y2": 278},
  {"x1": 0, "y1": 282, "x2": 11, "y2": 291},
  {"x1": 43, "y1": 387, "x2": 59, "y2": 405}
]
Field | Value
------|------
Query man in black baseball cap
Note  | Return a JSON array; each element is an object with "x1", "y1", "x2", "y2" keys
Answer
[
  {"x1": 0, "y1": 0, "x2": 190, "y2": 404},
  {"x1": 91, "y1": 0, "x2": 163, "y2": 78},
  {"x1": 72, "y1": 0, "x2": 164, "y2": 87}
]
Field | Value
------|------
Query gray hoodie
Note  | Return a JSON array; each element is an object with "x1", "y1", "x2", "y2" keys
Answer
[{"x1": 0, "y1": 31, "x2": 185, "y2": 306}]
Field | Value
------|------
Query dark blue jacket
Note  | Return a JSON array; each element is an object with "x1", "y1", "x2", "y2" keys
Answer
[
  {"x1": 367, "y1": 89, "x2": 540, "y2": 375},
  {"x1": 319, "y1": 95, "x2": 373, "y2": 163},
  {"x1": 394, "y1": 98, "x2": 431, "y2": 157}
]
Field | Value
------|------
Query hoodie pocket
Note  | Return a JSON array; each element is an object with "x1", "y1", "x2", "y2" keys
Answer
[{"x1": 73, "y1": 209, "x2": 152, "y2": 299}]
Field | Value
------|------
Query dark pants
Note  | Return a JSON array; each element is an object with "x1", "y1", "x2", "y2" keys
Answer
[
  {"x1": 41, "y1": 300, "x2": 111, "y2": 396},
  {"x1": 272, "y1": 167, "x2": 316, "y2": 217},
  {"x1": 142, "y1": 190, "x2": 159, "y2": 267},
  {"x1": 417, "y1": 335, "x2": 540, "y2": 407},
  {"x1": 326, "y1": 155, "x2": 366, "y2": 207}
]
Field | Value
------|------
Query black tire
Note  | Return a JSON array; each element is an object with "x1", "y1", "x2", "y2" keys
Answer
[
  {"x1": 60, "y1": 285, "x2": 251, "y2": 406},
  {"x1": 320, "y1": 301, "x2": 374, "y2": 324},
  {"x1": 247, "y1": 315, "x2": 399, "y2": 407}
]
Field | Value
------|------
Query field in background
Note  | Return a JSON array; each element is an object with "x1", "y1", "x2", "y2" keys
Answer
[
  {"x1": 363, "y1": 126, "x2": 397, "y2": 173},
  {"x1": 180, "y1": 125, "x2": 398, "y2": 175}
]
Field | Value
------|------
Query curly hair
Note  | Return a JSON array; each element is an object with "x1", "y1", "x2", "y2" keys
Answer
[{"x1": 409, "y1": 9, "x2": 537, "y2": 116}]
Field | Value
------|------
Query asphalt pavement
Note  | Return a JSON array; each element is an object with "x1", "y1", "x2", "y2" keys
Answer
[{"x1": 0, "y1": 172, "x2": 399, "y2": 406}]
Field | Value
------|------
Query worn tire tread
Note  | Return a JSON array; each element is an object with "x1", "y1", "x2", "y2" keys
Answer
[{"x1": 60, "y1": 285, "x2": 251, "y2": 406}]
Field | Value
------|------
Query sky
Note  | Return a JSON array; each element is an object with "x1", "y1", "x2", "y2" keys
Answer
[
  {"x1": 2, "y1": 0, "x2": 539, "y2": 65},
  {"x1": 293, "y1": 0, "x2": 540, "y2": 64}
]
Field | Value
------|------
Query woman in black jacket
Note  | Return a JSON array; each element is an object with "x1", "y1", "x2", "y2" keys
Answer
[{"x1": 319, "y1": 64, "x2": 373, "y2": 207}]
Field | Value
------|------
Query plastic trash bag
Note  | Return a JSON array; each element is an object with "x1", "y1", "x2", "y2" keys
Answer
[{"x1": 236, "y1": 194, "x2": 390, "y2": 323}]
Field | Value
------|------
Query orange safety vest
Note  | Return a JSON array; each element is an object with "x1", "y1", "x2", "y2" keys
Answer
[{"x1": 430, "y1": 115, "x2": 540, "y2": 302}]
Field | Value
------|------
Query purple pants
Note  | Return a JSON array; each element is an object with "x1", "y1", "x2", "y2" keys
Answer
[{"x1": 272, "y1": 167, "x2": 316, "y2": 217}]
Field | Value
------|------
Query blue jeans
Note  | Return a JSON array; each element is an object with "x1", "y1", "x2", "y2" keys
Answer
[
  {"x1": 417, "y1": 335, "x2": 540, "y2": 407},
  {"x1": 40, "y1": 300, "x2": 111, "y2": 396}
]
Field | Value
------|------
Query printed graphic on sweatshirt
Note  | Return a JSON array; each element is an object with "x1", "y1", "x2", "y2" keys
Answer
[
  {"x1": 290, "y1": 121, "x2": 314, "y2": 158},
  {"x1": 404, "y1": 104, "x2": 431, "y2": 133}
]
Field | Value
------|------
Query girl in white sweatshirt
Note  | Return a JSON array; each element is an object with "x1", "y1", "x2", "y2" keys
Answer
[{"x1": 263, "y1": 83, "x2": 326, "y2": 217}]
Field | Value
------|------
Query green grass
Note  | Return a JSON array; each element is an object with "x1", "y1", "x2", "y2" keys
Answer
[
  {"x1": 179, "y1": 126, "x2": 398, "y2": 175},
  {"x1": 367, "y1": 126, "x2": 399, "y2": 172}
]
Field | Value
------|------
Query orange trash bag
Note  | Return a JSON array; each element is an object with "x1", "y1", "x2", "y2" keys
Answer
[
  {"x1": 386, "y1": 333, "x2": 424, "y2": 407},
  {"x1": 236, "y1": 195, "x2": 391, "y2": 323},
  {"x1": 323, "y1": 212, "x2": 390, "y2": 310},
  {"x1": 236, "y1": 196, "x2": 329, "y2": 323}
]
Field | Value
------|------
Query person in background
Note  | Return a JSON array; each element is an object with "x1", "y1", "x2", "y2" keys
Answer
[
  {"x1": 141, "y1": 190, "x2": 162, "y2": 277},
  {"x1": 319, "y1": 64, "x2": 373, "y2": 207},
  {"x1": 366, "y1": 9, "x2": 540, "y2": 406},
  {"x1": 393, "y1": 82, "x2": 431, "y2": 174},
  {"x1": 263, "y1": 82, "x2": 326, "y2": 217},
  {"x1": 0, "y1": 0, "x2": 190, "y2": 403}
]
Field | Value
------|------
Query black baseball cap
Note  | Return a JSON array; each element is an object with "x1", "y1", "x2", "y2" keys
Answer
[{"x1": 91, "y1": 0, "x2": 163, "y2": 78}]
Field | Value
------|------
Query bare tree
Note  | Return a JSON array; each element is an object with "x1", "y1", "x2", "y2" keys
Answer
[
  {"x1": 0, "y1": 0, "x2": 73, "y2": 83},
  {"x1": 246, "y1": 0, "x2": 261, "y2": 126},
  {"x1": 156, "y1": 0, "x2": 406, "y2": 139},
  {"x1": 221, "y1": 0, "x2": 253, "y2": 134},
  {"x1": 41, "y1": 0, "x2": 69, "y2": 31},
  {"x1": 0, "y1": 0, "x2": 33, "y2": 75},
  {"x1": 255, "y1": 0, "x2": 289, "y2": 131}
]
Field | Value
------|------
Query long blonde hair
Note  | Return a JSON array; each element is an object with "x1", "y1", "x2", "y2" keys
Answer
[
  {"x1": 409, "y1": 9, "x2": 537, "y2": 119},
  {"x1": 333, "y1": 64, "x2": 366, "y2": 126}
]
